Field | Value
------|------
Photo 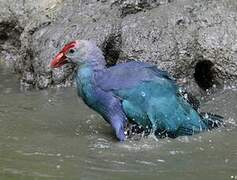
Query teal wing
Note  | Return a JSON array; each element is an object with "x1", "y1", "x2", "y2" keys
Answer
[{"x1": 117, "y1": 81, "x2": 208, "y2": 137}]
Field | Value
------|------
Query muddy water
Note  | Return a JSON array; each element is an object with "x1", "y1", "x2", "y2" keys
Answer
[{"x1": 0, "y1": 65, "x2": 236, "y2": 180}]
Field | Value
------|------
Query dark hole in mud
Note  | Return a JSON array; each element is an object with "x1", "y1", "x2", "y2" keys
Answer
[
  {"x1": 0, "y1": 32, "x2": 8, "y2": 41},
  {"x1": 0, "y1": 21, "x2": 22, "y2": 48},
  {"x1": 194, "y1": 60, "x2": 217, "y2": 90},
  {"x1": 0, "y1": 20, "x2": 23, "y2": 67},
  {"x1": 102, "y1": 33, "x2": 122, "y2": 67}
]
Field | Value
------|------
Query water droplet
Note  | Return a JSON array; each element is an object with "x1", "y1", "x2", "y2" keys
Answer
[
  {"x1": 157, "y1": 159, "x2": 165, "y2": 163},
  {"x1": 199, "y1": 147, "x2": 204, "y2": 151},
  {"x1": 230, "y1": 175, "x2": 237, "y2": 179},
  {"x1": 169, "y1": 151, "x2": 176, "y2": 155},
  {"x1": 184, "y1": 93, "x2": 188, "y2": 99},
  {"x1": 86, "y1": 119, "x2": 91, "y2": 124}
]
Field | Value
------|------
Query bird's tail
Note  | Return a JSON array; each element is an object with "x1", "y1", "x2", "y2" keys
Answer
[{"x1": 200, "y1": 112, "x2": 224, "y2": 130}]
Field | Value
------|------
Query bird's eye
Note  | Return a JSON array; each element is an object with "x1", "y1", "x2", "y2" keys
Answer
[{"x1": 69, "y1": 49, "x2": 75, "y2": 54}]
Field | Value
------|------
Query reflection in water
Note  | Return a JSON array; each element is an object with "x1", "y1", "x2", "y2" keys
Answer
[{"x1": 0, "y1": 66, "x2": 237, "y2": 180}]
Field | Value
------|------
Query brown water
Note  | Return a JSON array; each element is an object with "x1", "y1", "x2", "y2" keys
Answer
[{"x1": 0, "y1": 66, "x2": 236, "y2": 180}]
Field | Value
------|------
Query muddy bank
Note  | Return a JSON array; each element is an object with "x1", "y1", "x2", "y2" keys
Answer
[{"x1": 0, "y1": 0, "x2": 237, "y2": 93}]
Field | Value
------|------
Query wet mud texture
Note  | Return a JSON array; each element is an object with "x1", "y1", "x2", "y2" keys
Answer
[{"x1": 0, "y1": 0, "x2": 237, "y2": 93}]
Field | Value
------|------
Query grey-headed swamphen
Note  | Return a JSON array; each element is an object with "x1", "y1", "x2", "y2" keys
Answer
[{"x1": 50, "y1": 40, "x2": 223, "y2": 141}]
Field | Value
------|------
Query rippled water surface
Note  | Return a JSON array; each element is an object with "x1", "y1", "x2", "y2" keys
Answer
[{"x1": 0, "y1": 66, "x2": 237, "y2": 180}]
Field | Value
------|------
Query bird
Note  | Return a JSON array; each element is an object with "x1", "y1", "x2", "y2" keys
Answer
[{"x1": 50, "y1": 40, "x2": 223, "y2": 141}]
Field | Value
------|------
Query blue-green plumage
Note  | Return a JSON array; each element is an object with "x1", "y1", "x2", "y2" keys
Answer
[
  {"x1": 51, "y1": 40, "x2": 223, "y2": 141},
  {"x1": 114, "y1": 78, "x2": 207, "y2": 137},
  {"x1": 77, "y1": 61, "x2": 223, "y2": 140}
]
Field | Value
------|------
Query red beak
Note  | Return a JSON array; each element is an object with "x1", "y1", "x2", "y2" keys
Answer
[{"x1": 50, "y1": 52, "x2": 68, "y2": 68}]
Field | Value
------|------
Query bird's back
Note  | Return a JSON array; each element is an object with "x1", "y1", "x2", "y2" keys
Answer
[{"x1": 114, "y1": 80, "x2": 207, "y2": 137}]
